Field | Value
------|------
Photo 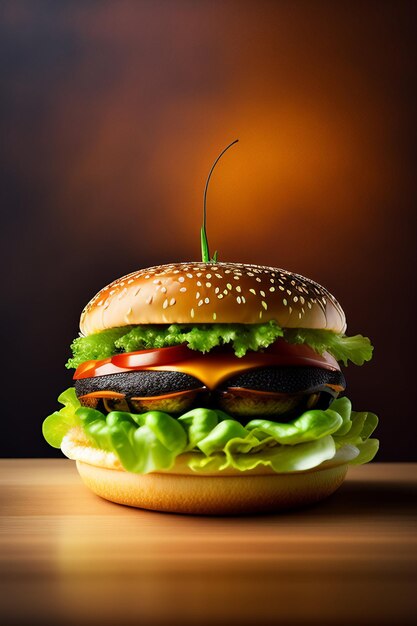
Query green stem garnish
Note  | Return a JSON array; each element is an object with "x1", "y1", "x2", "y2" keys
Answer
[{"x1": 201, "y1": 139, "x2": 239, "y2": 262}]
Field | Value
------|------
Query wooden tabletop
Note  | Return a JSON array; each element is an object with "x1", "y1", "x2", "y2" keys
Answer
[{"x1": 1, "y1": 460, "x2": 416, "y2": 626}]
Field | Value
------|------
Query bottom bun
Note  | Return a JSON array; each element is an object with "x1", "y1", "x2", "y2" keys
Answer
[{"x1": 76, "y1": 460, "x2": 348, "y2": 515}]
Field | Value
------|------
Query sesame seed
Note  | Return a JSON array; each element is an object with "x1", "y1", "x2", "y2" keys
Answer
[
  {"x1": 196, "y1": 292, "x2": 200, "y2": 299},
  {"x1": 162, "y1": 298, "x2": 168, "y2": 308},
  {"x1": 260, "y1": 290, "x2": 266, "y2": 297},
  {"x1": 236, "y1": 285, "x2": 242, "y2": 292},
  {"x1": 215, "y1": 287, "x2": 220, "y2": 294},
  {"x1": 127, "y1": 279, "x2": 134, "y2": 284},
  {"x1": 218, "y1": 294, "x2": 224, "y2": 299},
  {"x1": 287, "y1": 289, "x2": 292, "y2": 295},
  {"x1": 261, "y1": 301, "x2": 268, "y2": 310},
  {"x1": 270, "y1": 278, "x2": 275, "y2": 283},
  {"x1": 249, "y1": 288, "x2": 256, "y2": 295},
  {"x1": 197, "y1": 281, "x2": 202, "y2": 287},
  {"x1": 198, "y1": 299, "x2": 204, "y2": 306},
  {"x1": 146, "y1": 295, "x2": 153, "y2": 304},
  {"x1": 212, "y1": 312, "x2": 217, "y2": 320},
  {"x1": 204, "y1": 297, "x2": 210, "y2": 304},
  {"x1": 227, "y1": 283, "x2": 232, "y2": 290},
  {"x1": 134, "y1": 287, "x2": 141, "y2": 296},
  {"x1": 206, "y1": 273, "x2": 212, "y2": 279},
  {"x1": 300, "y1": 296, "x2": 305, "y2": 304},
  {"x1": 97, "y1": 301, "x2": 103, "y2": 307},
  {"x1": 307, "y1": 302, "x2": 312, "y2": 309},
  {"x1": 298, "y1": 312, "x2": 302, "y2": 319},
  {"x1": 247, "y1": 272, "x2": 254, "y2": 276},
  {"x1": 145, "y1": 275, "x2": 150, "y2": 279},
  {"x1": 187, "y1": 273, "x2": 193, "y2": 279},
  {"x1": 259, "y1": 311, "x2": 263, "y2": 319},
  {"x1": 223, "y1": 289, "x2": 228, "y2": 295},
  {"x1": 236, "y1": 296, "x2": 242, "y2": 304},
  {"x1": 170, "y1": 298, "x2": 176, "y2": 306},
  {"x1": 234, "y1": 275, "x2": 240, "y2": 280},
  {"x1": 293, "y1": 296, "x2": 298, "y2": 303},
  {"x1": 289, "y1": 306, "x2": 293, "y2": 314},
  {"x1": 191, "y1": 308, "x2": 195, "y2": 318},
  {"x1": 242, "y1": 296, "x2": 246, "y2": 303},
  {"x1": 153, "y1": 279, "x2": 161, "y2": 285},
  {"x1": 179, "y1": 287, "x2": 187, "y2": 293},
  {"x1": 206, "y1": 282, "x2": 212, "y2": 288},
  {"x1": 196, "y1": 272, "x2": 203, "y2": 277},
  {"x1": 161, "y1": 287, "x2": 167, "y2": 294},
  {"x1": 269, "y1": 287, "x2": 275, "y2": 292},
  {"x1": 215, "y1": 273, "x2": 222, "y2": 278},
  {"x1": 178, "y1": 276, "x2": 185, "y2": 283},
  {"x1": 283, "y1": 298, "x2": 288, "y2": 306},
  {"x1": 256, "y1": 277, "x2": 262, "y2": 282}
]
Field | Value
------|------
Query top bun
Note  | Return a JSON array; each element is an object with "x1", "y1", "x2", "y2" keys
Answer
[{"x1": 80, "y1": 262, "x2": 346, "y2": 336}]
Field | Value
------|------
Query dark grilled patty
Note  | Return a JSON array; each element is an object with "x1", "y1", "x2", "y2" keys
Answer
[
  {"x1": 75, "y1": 370, "x2": 202, "y2": 398},
  {"x1": 222, "y1": 366, "x2": 346, "y2": 394},
  {"x1": 75, "y1": 366, "x2": 345, "y2": 399}
]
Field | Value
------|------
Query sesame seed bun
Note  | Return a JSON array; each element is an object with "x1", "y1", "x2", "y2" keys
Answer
[
  {"x1": 62, "y1": 428, "x2": 348, "y2": 514},
  {"x1": 80, "y1": 262, "x2": 346, "y2": 336}
]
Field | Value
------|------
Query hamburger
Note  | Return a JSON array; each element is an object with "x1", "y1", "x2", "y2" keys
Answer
[{"x1": 43, "y1": 261, "x2": 378, "y2": 513}]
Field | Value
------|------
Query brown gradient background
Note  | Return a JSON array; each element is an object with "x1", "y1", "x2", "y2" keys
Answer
[{"x1": 1, "y1": 0, "x2": 416, "y2": 459}]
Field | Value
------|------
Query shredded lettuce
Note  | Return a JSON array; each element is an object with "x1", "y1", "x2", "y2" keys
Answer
[
  {"x1": 43, "y1": 391, "x2": 379, "y2": 473},
  {"x1": 66, "y1": 321, "x2": 284, "y2": 368},
  {"x1": 66, "y1": 322, "x2": 373, "y2": 368},
  {"x1": 66, "y1": 327, "x2": 132, "y2": 369}
]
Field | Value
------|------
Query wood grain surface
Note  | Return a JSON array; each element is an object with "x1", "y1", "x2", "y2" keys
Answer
[{"x1": 1, "y1": 460, "x2": 416, "y2": 626}]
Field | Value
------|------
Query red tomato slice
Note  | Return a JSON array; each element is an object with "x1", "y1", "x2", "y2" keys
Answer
[{"x1": 74, "y1": 344, "x2": 196, "y2": 379}]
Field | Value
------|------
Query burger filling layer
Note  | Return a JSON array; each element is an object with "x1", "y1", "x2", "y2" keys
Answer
[{"x1": 41, "y1": 322, "x2": 377, "y2": 475}]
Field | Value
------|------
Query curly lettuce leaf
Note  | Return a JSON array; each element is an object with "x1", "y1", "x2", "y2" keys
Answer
[
  {"x1": 331, "y1": 397, "x2": 379, "y2": 464},
  {"x1": 43, "y1": 389, "x2": 379, "y2": 473},
  {"x1": 283, "y1": 328, "x2": 373, "y2": 366},
  {"x1": 42, "y1": 388, "x2": 81, "y2": 448},
  {"x1": 204, "y1": 437, "x2": 337, "y2": 473}
]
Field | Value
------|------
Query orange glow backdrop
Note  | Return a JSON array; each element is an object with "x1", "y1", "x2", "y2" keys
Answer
[{"x1": 1, "y1": 1, "x2": 416, "y2": 458}]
